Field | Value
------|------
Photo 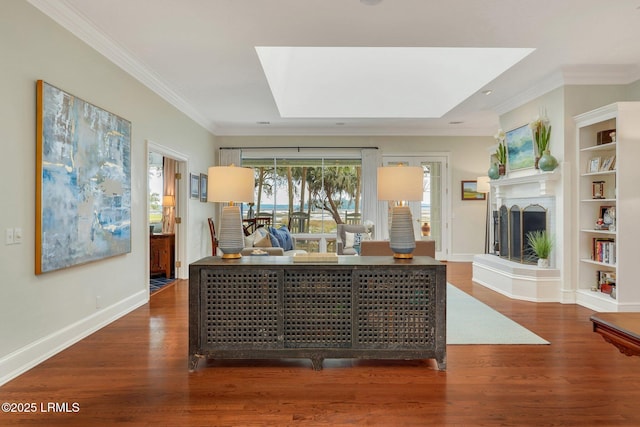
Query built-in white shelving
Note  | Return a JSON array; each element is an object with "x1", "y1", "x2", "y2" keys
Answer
[{"x1": 574, "y1": 102, "x2": 640, "y2": 312}]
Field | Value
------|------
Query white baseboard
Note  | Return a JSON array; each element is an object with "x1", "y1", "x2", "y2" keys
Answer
[
  {"x1": 0, "y1": 290, "x2": 148, "y2": 386},
  {"x1": 447, "y1": 253, "x2": 477, "y2": 262}
]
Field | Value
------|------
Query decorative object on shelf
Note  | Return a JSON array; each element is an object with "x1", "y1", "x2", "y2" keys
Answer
[
  {"x1": 588, "y1": 157, "x2": 601, "y2": 173},
  {"x1": 538, "y1": 149, "x2": 558, "y2": 172},
  {"x1": 488, "y1": 162, "x2": 500, "y2": 179},
  {"x1": 607, "y1": 207, "x2": 616, "y2": 232},
  {"x1": 597, "y1": 129, "x2": 616, "y2": 145},
  {"x1": 526, "y1": 230, "x2": 553, "y2": 268},
  {"x1": 530, "y1": 109, "x2": 552, "y2": 169},
  {"x1": 207, "y1": 165, "x2": 255, "y2": 259},
  {"x1": 597, "y1": 205, "x2": 613, "y2": 230},
  {"x1": 600, "y1": 155, "x2": 616, "y2": 171},
  {"x1": 377, "y1": 165, "x2": 423, "y2": 259},
  {"x1": 601, "y1": 206, "x2": 616, "y2": 231},
  {"x1": 494, "y1": 129, "x2": 507, "y2": 175},
  {"x1": 506, "y1": 124, "x2": 535, "y2": 171},
  {"x1": 592, "y1": 181, "x2": 605, "y2": 199}
]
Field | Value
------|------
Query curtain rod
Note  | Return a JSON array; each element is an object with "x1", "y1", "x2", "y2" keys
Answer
[{"x1": 220, "y1": 146, "x2": 378, "y2": 151}]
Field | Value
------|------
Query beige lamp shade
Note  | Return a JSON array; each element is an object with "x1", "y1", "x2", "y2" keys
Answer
[
  {"x1": 162, "y1": 195, "x2": 175, "y2": 207},
  {"x1": 377, "y1": 166, "x2": 423, "y2": 201},
  {"x1": 207, "y1": 165, "x2": 255, "y2": 203},
  {"x1": 476, "y1": 176, "x2": 491, "y2": 194},
  {"x1": 206, "y1": 165, "x2": 254, "y2": 259}
]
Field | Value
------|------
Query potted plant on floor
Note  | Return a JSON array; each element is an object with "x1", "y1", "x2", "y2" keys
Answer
[{"x1": 526, "y1": 230, "x2": 553, "y2": 267}]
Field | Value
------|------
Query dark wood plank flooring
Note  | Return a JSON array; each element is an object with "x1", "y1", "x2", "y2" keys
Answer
[{"x1": 1, "y1": 262, "x2": 639, "y2": 426}]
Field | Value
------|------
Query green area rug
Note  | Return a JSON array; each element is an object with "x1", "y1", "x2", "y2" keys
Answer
[{"x1": 447, "y1": 283, "x2": 549, "y2": 345}]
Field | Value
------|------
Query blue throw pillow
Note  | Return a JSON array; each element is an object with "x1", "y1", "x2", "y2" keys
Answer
[
  {"x1": 266, "y1": 227, "x2": 280, "y2": 248},
  {"x1": 279, "y1": 226, "x2": 294, "y2": 251},
  {"x1": 268, "y1": 226, "x2": 294, "y2": 251},
  {"x1": 353, "y1": 232, "x2": 363, "y2": 254}
]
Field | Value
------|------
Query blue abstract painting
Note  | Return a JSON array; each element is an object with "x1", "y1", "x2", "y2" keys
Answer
[
  {"x1": 36, "y1": 81, "x2": 131, "y2": 274},
  {"x1": 506, "y1": 124, "x2": 535, "y2": 171}
]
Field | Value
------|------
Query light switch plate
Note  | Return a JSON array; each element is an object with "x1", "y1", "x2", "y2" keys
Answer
[
  {"x1": 6, "y1": 228, "x2": 15, "y2": 245},
  {"x1": 13, "y1": 227, "x2": 22, "y2": 244}
]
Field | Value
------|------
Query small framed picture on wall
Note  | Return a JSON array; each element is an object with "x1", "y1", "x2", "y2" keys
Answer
[
  {"x1": 190, "y1": 173, "x2": 200, "y2": 199},
  {"x1": 200, "y1": 173, "x2": 208, "y2": 202},
  {"x1": 461, "y1": 180, "x2": 486, "y2": 201}
]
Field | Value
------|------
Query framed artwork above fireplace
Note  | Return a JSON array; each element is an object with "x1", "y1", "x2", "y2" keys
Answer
[{"x1": 505, "y1": 124, "x2": 535, "y2": 171}]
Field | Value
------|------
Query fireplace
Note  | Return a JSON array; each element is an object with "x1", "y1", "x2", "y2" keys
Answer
[
  {"x1": 473, "y1": 171, "x2": 562, "y2": 303},
  {"x1": 494, "y1": 204, "x2": 547, "y2": 264}
]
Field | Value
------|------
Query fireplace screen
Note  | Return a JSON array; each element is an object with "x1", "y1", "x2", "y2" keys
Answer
[{"x1": 495, "y1": 204, "x2": 547, "y2": 263}]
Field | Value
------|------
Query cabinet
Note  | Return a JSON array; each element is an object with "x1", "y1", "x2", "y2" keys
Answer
[
  {"x1": 150, "y1": 233, "x2": 175, "y2": 278},
  {"x1": 188, "y1": 256, "x2": 446, "y2": 371},
  {"x1": 574, "y1": 102, "x2": 640, "y2": 311}
]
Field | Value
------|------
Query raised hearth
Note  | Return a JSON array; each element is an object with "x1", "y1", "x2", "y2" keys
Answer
[{"x1": 472, "y1": 254, "x2": 561, "y2": 302}]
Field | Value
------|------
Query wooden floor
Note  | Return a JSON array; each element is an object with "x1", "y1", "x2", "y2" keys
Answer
[{"x1": 2, "y1": 262, "x2": 640, "y2": 426}]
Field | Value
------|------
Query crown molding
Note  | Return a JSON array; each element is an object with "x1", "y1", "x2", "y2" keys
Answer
[
  {"x1": 562, "y1": 64, "x2": 640, "y2": 85},
  {"x1": 26, "y1": 0, "x2": 216, "y2": 134},
  {"x1": 213, "y1": 125, "x2": 493, "y2": 137},
  {"x1": 494, "y1": 71, "x2": 566, "y2": 116},
  {"x1": 494, "y1": 66, "x2": 640, "y2": 116}
]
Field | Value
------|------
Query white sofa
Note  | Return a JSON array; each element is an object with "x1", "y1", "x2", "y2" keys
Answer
[{"x1": 241, "y1": 226, "x2": 307, "y2": 256}]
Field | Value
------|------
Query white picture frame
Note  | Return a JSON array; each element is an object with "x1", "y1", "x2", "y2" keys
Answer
[{"x1": 588, "y1": 157, "x2": 601, "y2": 173}]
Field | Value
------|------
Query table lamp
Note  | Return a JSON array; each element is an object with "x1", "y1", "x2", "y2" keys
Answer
[
  {"x1": 207, "y1": 165, "x2": 255, "y2": 259},
  {"x1": 377, "y1": 165, "x2": 424, "y2": 259},
  {"x1": 162, "y1": 195, "x2": 175, "y2": 234}
]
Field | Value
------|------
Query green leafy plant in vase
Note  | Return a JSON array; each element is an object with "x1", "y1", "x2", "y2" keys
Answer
[
  {"x1": 526, "y1": 230, "x2": 553, "y2": 267},
  {"x1": 530, "y1": 109, "x2": 557, "y2": 171},
  {"x1": 494, "y1": 129, "x2": 507, "y2": 175}
]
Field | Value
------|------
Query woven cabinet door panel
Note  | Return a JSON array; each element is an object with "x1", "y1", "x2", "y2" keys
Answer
[
  {"x1": 283, "y1": 269, "x2": 352, "y2": 348},
  {"x1": 201, "y1": 268, "x2": 282, "y2": 348},
  {"x1": 354, "y1": 268, "x2": 435, "y2": 348}
]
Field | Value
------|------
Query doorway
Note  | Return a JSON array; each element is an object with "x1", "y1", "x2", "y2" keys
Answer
[
  {"x1": 147, "y1": 141, "x2": 189, "y2": 288},
  {"x1": 382, "y1": 154, "x2": 450, "y2": 260}
]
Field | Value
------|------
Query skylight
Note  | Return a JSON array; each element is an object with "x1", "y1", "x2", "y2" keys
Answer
[{"x1": 255, "y1": 46, "x2": 534, "y2": 118}]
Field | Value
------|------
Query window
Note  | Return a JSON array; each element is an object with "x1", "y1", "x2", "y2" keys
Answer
[{"x1": 242, "y1": 156, "x2": 363, "y2": 252}]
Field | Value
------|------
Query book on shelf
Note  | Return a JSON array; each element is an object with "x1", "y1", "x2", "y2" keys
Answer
[{"x1": 592, "y1": 237, "x2": 616, "y2": 264}]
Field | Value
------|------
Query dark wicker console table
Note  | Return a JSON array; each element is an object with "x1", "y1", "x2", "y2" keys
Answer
[{"x1": 189, "y1": 256, "x2": 446, "y2": 371}]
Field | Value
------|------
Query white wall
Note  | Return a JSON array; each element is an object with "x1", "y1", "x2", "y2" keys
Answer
[
  {"x1": 0, "y1": 1, "x2": 216, "y2": 385},
  {"x1": 216, "y1": 135, "x2": 494, "y2": 259}
]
